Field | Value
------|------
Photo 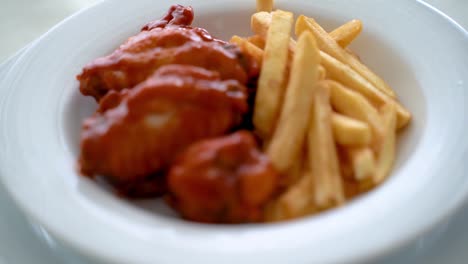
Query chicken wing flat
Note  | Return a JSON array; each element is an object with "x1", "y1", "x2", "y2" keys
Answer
[
  {"x1": 167, "y1": 131, "x2": 279, "y2": 223},
  {"x1": 77, "y1": 5, "x2": 257, "y2": 100},
  {"x1": 79, "y1": 65, "x2": 248, "y2": 186}
]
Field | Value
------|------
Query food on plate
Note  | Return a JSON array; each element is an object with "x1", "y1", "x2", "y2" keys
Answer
[
  {"x1": 252, "y1": 10, "x2": 293, "y2": 140},
  {"x1": 331, "y1": 113, "x2": 372, "y2": 146},
  {"x1": 329, "y1": 19, "x2": 363, "y2": 48},
  {"x1": 295, "y1": 16, "x2": 397, "y2": 99},
  {"x1": 167, "y1": 131, "x2": 279, "y2": 223},
  {"x1": 77, "y1": 5, "x2": 258, "y2": 101},
  {"x1": 267, "y1": 30, "x2": 319, "y2": 183},
  {"x1": 76, "y1": 0, "x2": 412, "y2": 223},
  {"x1": 79, "y1": 65, "x2": 248, "y2": 189}
]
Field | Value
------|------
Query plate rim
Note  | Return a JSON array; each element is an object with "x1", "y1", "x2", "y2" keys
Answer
[{"x1": 1, "y1": 0, "x2": 467, "y2": 263}]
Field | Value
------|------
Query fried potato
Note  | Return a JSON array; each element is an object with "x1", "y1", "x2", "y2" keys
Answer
[
  {"x1": 373, "y1": 103, "x2": 397, "y2": 184},
  {"x1": 251, "y1": 9, "x2": 411, "y2": 221},
  {"x1": 295, "y1": 15, "x2": 397, "y2": 99},
  {"x1": 253, "y1": 10, "x2": 293, "y2": 139},
  {"x1": 256, "y1": 0, "x2": 274, "y2": 12},
  {"x1": 252, "y1": 12, "x2": 298, "y2": 52},
  {"x1": 328, "y1": 80, "x2": 384, "y2": 148},
  {"x1": 329, "y1": 19, "x2": 363, "y2": 48},
  {"x1": 332, "y1": 112, "x2": 372, "y2": 146},
  {"x1": 318, "y1": 65, "x2": 326, "y2": 80},
  {"x1": 230, "y1": 35, "x2": 264, "y2": 65},
  {"x1": 268, "y1": 31, "x2": 320, "y2": 174},
  {"x1": 307, "y1": 82, "x2": 345, "y2": 208},
  {"x1": 346, "y1": 147, "x2": 376, "y2": 181},
  {"x1": 251, "y1": 12, "x2": 272, "y2": 37},
  {"x1": 264, "y1": 152, "x2": 314, "y2": 222},
  {"x1": 320, "y1": 51, "x2": 411, "y2": 129},
  {"x1": 265, "y1": 168, "x2": 317, "y2": 222},
  {"x1": 247, "y1": 35, "x2": 266, "y2": 49}
]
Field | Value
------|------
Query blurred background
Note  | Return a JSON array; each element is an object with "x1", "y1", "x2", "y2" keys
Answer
[
  {"x1": 0, "y1": 0, "x2": 99, "y2": 62},
  {"x1": 0, "y1": 0, "x2": 467, "y2": 63}
]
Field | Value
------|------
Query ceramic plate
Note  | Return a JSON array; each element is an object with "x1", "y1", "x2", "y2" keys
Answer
[{"x1": 0, "y1": 0, "x2": 467, "y2": 263}]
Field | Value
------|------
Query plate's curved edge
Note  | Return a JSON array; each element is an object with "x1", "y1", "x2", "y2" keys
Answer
[
  {"x1": 351, "y1": 1, "x2": 468, "y2": 261},
  {"x1": 416, "y1": 0, "x2": 468, "y2": 35},
  {"x1": 0, "y1": 1, "x2": 467, "y2": 264}
]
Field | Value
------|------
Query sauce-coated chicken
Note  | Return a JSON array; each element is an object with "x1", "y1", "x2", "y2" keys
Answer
[
  {"x1": 79, "y1": 65, "x2": 248, "y2": 186},
  {"x1": 167, "y1": 131, "x2": 279, "y2": 223},
  {"x1": 77, "y1": 5, "x2": 257, "y2": 100}
]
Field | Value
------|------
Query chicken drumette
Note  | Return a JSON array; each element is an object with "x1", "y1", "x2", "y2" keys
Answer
[
  {"x1": 77, "y1": 5, "x2": 257, "y2": 100},
  {"x1": 167, "y1": 131, "x2": 279, "y2": 223},
  {"x1": 79, "y1": 65, "x2": 248, "y2": 188}
]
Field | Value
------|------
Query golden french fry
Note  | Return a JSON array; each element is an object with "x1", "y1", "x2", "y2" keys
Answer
[
  {"x1": 346, "y1": 147, "x2": 376, "y2": 181},
  {"x1": 247, "y1": 35, "x2": 266, "y2": 49},
  {"x1": 251, "y1": 12, "x2": 297, "y2": 53},
  {"x1": 329, "y1": 19, "x2": 363, "y2": 48},
  {"x1": 296, "y1": 15, "x2": 397, "y2": 99},
  {"x1": 320, "y1": 51, "x2": 411, "y2": 129},
  {"x1": 267, "y1": 31, "x2": 319, "y2": 174},
  {"x1": 332, "y1": 113, "x2": 372, "y2": 146},
  {"x1": 230, "y1": 35, "x2": 264, "y2": 65},
  {"x1": 373, "y1": 103, "x2": 397, "y2": 184},
  {"x1": 318, "y1": 65, "x2": 326, "y2": 80},
  {"x1": 256, "y1": 0, "x2": 274, "y2": 12},
  {"x1": 264, "y1": 148, "x2": 310, "y2": 221},
  {"x1": 307, "y1": 82, "x2": 345, "y2": 208},
  {"x1": 328, "y1": 80, "x2": 384, "y2": 148},
  {"x1": 251, "y1": 12, "x2": 272, "y2": 37},
  {"x1": 253, "y1": 10, "x2": 293, "y2": 139},
  {"x1": 265, "y1": 168, "x2": 317, "y2": 222}
]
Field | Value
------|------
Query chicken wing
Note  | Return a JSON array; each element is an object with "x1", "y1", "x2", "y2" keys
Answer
[
  {"x1": 77, "y1": 5, "x2": 257, "y2": 100},
  {"x1": 79, "y1": 65, "x2": 248, "y2": 187},
  {"x1": 167, "y1": 131, "x2": 279, "y2": 223}
]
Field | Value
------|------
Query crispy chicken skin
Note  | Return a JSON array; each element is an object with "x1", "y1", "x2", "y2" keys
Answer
[
  {"x1": 79, "y1": 65, "x2": 248, "y2": 185},
  {"x1": 167, "y1": 131, "x2": 279, "y2": 223},
  {"x1": 77, "y1": 5, "x2": 256, "y2": 100}
]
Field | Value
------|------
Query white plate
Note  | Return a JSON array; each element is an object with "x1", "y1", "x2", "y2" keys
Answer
[{"x1": 0, "y1": 0, "x2": 467, "y2": 263}]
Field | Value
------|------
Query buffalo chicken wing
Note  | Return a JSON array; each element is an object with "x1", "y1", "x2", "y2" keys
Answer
[
  {"x1": 79, "y1": 65, "x2": 248, "y2": 186},
  {"x1": 167, "y1": 131, "x2": 279, "y2": 223},
  {"x1": 77, "y1": 5, "x2": 257, "y2": 100}
]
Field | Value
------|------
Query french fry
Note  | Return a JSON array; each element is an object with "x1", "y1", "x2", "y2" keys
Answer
[
  {"x1": 329, "y1": 19, "x2": 363, "y2": 48},
  {"x1": 230, "y1": 35, "x2": 264, "y2": 65},
  {"x1": 251, "y1": 8, "x2": 411, "y2": 221},
  {"x1": 265, "y1": 168, "x2": 316, "y2": 221},
  {"x1": 332, "y1": 113, "x2": 372, "y2": 146},
  {"x1": 320, "y1": 51, "x2": 411, "y2": 129},
  {"x1": 296, "y1": 15, "x2": 397, "y2": 99},
  {"x1": 252, "y1": 12, "x2": 297, "y2": 52},
  {"x1": 346, "y1": 147, "x2": 376, "y2": 181},
  {"x1": 256, "y1": 0, "x2": 274, "y2": 12},
  {"x1": 267, "y1": 31, "x2": 320, "y2": 174},
  {"x1": 253, "y1": 10, "x2": 293, "y2": 139},
  {"x1": 318, "y1": 65, "x2": 326, "y2": 80},
  {"x1": 328, "y1": 80, "x2": 384, "y2": 148},
  {"x1": 264, "y1": 153, "x2": 313, "y2": 221},
  {"x1": 307, "y1": 82, "x2": 345, "y2": 208},
  {"x1": 373, "y1": 103, "x2": 397, "y2": 184},
  {"x1": 251, "y1": 12, "x2": 272, "y2": 37},
  {"x1": 247, "y1": 35, "x2": 266, "y2": 49}
]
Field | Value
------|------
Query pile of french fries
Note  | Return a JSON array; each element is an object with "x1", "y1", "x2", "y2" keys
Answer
[{"x1": 229, "y1": 0, "x2": 411, "y2": 221}]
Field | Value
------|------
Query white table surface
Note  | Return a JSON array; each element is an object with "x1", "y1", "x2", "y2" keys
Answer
[{"x1": 0, "y1": 1, "x2": 467, "y2": 263}]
